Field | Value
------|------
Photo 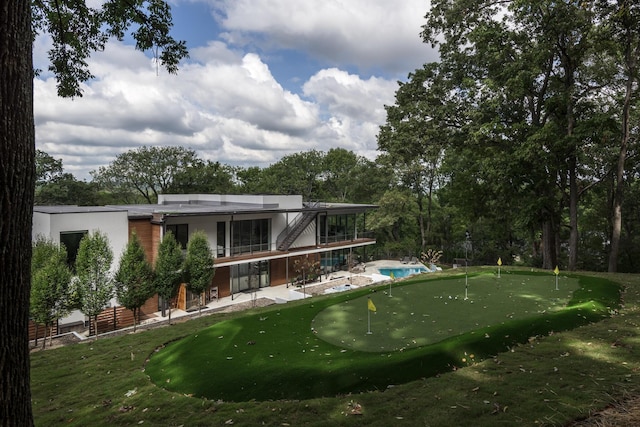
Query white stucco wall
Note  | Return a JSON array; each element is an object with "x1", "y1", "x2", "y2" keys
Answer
[
  {"x1": 32, "y1": 209, "x2": 130, "y2": 326},
  {"x1": 45, "y1": 211, "x2": 129, "y2": 262}
]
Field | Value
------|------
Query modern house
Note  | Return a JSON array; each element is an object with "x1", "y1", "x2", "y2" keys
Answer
[{"x1": 31, "y1": 194, "x2": 377, "y2": 336}]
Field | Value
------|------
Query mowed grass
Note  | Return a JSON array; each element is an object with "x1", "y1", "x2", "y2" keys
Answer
[
  {"x1": 315, "y1": 273, "x2": 579, "y2": 351},
  {"x1": 144, "y1": 271, "x2": 617, "y2": 402},
  {"x1": 30, "y1": 268, "x2": 640, "y2": 426}
]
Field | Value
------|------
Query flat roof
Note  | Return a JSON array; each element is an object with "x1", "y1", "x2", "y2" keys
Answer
[
  {"x1": 33, "y1": 206, "x2": 128, "y2": 214},
  {"x1": 35, "y1": 196, "x2": 378, "y2": 219},
  {"x1": 111, "y1": 201, "x2": 377, "y2": 219}
]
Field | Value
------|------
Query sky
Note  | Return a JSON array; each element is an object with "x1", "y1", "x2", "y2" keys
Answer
[{"x1": 33, "y1": 0, "x2": 438, "y2": 181}]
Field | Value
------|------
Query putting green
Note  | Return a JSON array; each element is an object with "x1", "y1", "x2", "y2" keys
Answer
[
  {"x1": 313, "y1": 274, "x2": 580, "y2": 352},
  {"x1": 145, "y1": 272, "x2": 617, "y2": 401}
]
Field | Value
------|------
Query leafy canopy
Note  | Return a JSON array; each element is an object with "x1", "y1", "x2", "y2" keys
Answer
[
  {"x1": 32, "y1": 0, "x2": 189, "y2": 98},
  {"x1": 114, "y1": 231, "x2": 155, "y2": 329},
  {"x1": 183, "y1": 231, "x2": 215, "y2": 314},
  {"x1": 30, "y1": 238, "x2": 73, "y2": 328},
  {"x1": 74, "y1": 231, "x2": 114, "y2": 322}
]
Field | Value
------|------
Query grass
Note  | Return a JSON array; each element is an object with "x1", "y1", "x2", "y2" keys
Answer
[
  {"x1": 143, "y1": 272, "x2": 614, "y2": 402},
  {"x1": 30, "y1": 268, "x2": 640, "y2": 426}
]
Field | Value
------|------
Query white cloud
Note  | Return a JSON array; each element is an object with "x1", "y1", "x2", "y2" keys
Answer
[
  {"x1": 211, "y1": 0, "x2": 436, "y2": 73},
  {"x1": 34, "y1": 1, "x2": 435, "y2": 181},
  {"x1": 34, "y1": 38, "x2": 401, "y2": 180}
]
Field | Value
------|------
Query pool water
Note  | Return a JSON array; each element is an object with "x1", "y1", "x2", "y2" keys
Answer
[{"x1": 378, "y1": 266, "x2": 428, "y2": 278}]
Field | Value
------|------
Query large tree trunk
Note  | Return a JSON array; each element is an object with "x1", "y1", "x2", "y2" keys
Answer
[
  {"x1": 0, "y1": 0, "x2": 36, "y2": 424},
  {"x1": 608, "y1": 36, "x2": 636, "y2": 272},
  {"x1": 541, "y1": 217, "x2": 557, "y2": 270}
]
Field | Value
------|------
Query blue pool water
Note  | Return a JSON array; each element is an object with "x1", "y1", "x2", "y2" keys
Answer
[{"x1": 379, "y1": 266, "x2": 428, "y2": 278}]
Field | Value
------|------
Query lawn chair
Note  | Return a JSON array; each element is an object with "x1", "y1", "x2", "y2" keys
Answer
[
  {"x1": 410, "y1": 256, "x2": 418, "y2": 264},
  {"x1": 401, "y1": 256, "x2": 410, "y2": 264}
]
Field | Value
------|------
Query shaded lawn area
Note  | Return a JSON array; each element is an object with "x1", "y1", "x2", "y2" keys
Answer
[{"x1": 145, "y1": 272, "x2": 620, "y2": 402}]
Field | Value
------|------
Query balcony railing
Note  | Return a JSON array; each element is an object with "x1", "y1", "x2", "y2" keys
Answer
[{"x1": 318, "y1": 230, "x2": 375, "y2": 245}]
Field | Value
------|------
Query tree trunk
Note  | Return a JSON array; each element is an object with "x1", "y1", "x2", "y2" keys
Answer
[
  {"x1": 42, "y1": 323, "x2": 48, "y2": 350},
  {"x1": 608, "y1": 37, "x2": 636, "y2": 272},
  {"x1": 133, "y1": 308, "x2": 138, "y2": 332},
  {"x1": 541, "y1": 217, "x2": 556, "y2": 270},
  {"x1": 417, "y1": 196, "x2": 426, "y2": 252},
  {"x1": 0, "y1": 0, "x2": 36, "y2": 424},
  {"x1": 34, "y1": 323, "x2": 39, "y2": 348},
  {"x1": 93, "y1": 316, "x2": 99, "y2": 338},
  {"x1": 568, "y1": 157, "x2": 579, "y2": 271}
]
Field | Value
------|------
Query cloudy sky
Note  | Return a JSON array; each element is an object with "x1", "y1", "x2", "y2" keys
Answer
[{"x1": 34, "y1": 0, "x2": 437, "y2": 180}]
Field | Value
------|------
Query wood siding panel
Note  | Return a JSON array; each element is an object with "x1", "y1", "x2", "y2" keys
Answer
[
  {"x1": 129, "y1": 219, "x2": 160, "y2": 265},
  {"x1": 211, "y1": 266, "x2": 230, "y2": 297},
  {"x1": 270, "y1": 258, "x2": 289, "y2": 286}
]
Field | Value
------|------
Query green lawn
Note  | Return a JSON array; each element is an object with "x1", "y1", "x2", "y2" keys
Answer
[
  {"x1": 144, "y1": 271, "x2": 617, "y2": 402},
  {"x1": 314, "y1": 272, "x2": 580, "y2": 351},
  {"x1": 31, "y1": 268, "x2": 638, "y2": 426}
]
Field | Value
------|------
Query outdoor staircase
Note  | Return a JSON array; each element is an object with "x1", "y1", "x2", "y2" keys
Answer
[{"x1": 276, "y1": 204, "x2": 319, "y2": 251}]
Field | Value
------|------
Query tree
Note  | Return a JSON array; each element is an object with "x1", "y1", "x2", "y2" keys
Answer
[
  {"x1": 35, "y1": 173, "x2": 102, "y2": 206},
  {"x1": 153, "y1": 231, "x2": 184, "y2": 324},
  {"x1": 114, "y1": 231, "x2": 154, "y2": 332},
  {"x1": 601, "y1": 0, "x2": 640, "y2": 272},
  {"x1": 1, "y1": 1, "x2": 36, "y2": 423},
  {"x1": 320, "y1": 148, "x2": 367, "y2": 202},
  {"x1": 74, "y1": 231, "x2": 114, "y2": 337},
  {"x1": 30, "y1": 238, "x2": 72, "y2": 349},
  {"x1": 183, "y1": 231, "x2": 215, "y2": 316},
  {"x1": 35, "y1": 150, "x2": 63, "y2": 186},
  {"x1": 3, "y1": 0, "x2": 186, "y2": 422},
  {"x1": 91, "y1": 146, "x2": 200, "y2": 203},
  {"x1": 368, "y1": 190, "x2": 421, "y2": 258},
  {"x1": 378, "y1": 63, "x2": 452, "y2": 251},
  {"x1": 420, "y1": 0, "x2": 613, "y2": 270},
  {"x1": 235, "y1": 166, "x2": 267, "y2": 194},
  {"x1": 168, "y1": 160, "x2": 237, "y2": 194},
  {"x1": 259, "y1": 150, "x2": 325, "y2": 200}
]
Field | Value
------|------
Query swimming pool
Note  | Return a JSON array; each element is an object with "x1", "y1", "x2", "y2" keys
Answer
[{"x1": 378, "y1": 266, "x2": 428, "y2": 278}]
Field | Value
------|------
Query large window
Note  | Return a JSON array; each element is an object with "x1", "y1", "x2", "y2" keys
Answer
[
  {"x1": 216, "y1": 221, "x2": 226, "y2": 257},
  {"x1": 320, "y1": 214, "x2": 356, "y2": 244},
  {"x1": 60, "y1": 231, "x2": 87, "y2": 270},
  {"x1": 231, "y1": 261, "x2": 270, "y2": 293},
  {"x1": 166, "y1": 224, "x2": 188, "y2": 249},
  {"x1": 232, "y1": 219, "x2": 270, "y2": 254}
]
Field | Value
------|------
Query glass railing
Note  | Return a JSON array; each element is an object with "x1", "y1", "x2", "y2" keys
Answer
[{"x1": 318, "y1": 231, "x2": 375, "y2": 245}]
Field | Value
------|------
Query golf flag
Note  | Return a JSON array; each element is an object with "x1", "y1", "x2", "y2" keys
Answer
[
  {"x1": 390, "y1": 271, "x2": 395, "y2": 280},
  {"x1": 368, "y1": 298, "x2": 376, "y2": 312},
  {"x1": 497, "y1": 257, "x2": 502, "y2": 266},
  {"x1": 554, "y1": 265, "x2": 560, "y2": 275}
]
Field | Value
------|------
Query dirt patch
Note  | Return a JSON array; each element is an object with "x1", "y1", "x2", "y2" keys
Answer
[
  {"x1": 567, "y1": 396, "x2": 640, "y2": 427},
  {"x1": 30, "y1": 332, "x2": 84, "y2": 352}
]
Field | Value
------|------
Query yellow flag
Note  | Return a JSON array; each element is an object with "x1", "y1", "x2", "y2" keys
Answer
[
  {"x1": 390, "y1": 271, "x2": 395, "y2": 280},
  {"x1": 497, "y1": 257, "x2": 502, "y2": 266},
  {"x1": 554, "y1": 265, "x2": 560, "y2": 275},
  {"x1": 368, "y1": 298, "x2": 376, "y2": 312}
]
